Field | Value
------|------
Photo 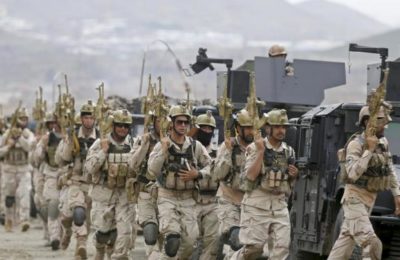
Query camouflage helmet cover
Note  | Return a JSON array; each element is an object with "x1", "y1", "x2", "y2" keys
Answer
[
  {"x1": 235, "y1": 109, "x2": 253, "y2": 127},
  {"x1": 264, "y1": 109, "x2": 290, "y2": 126},
  {"x1": 113, "y1": 109, "x2": 132, "y2": 124},
  {"x1": 195, "y1": 110, "x2": 216, "y2": 128},
  {"x1": 17, "y1": 107, "x2": 29, "y2": 118},
  {"x1": 44, "y1": 112, "x2": 57, "y2": 123},
  {"x1": 169, "y1": 104, "x2": 192, "y2": 119},
  {"x1": 358, "y1": 105, "x2": 391, "y2": 126},
  {"x1": 80, "y1": 100, "x2": 95, "y2": 115}
]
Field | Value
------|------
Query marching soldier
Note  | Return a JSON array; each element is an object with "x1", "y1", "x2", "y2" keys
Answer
[
  {"x1": 0, "y1": 107, "x2": 35, "y2": 232},
  {"x1": 268, "y1": 44, "x2": 294, "y2": 76},
  {"x1": 148, "y1": 104, "x2": 211, "y2": 259},
  {"x1": 231, "y1": 109, "x2": 298, "y2": 260},
  {"x1": 33, "y1": 112, "x2": 63, "y2": 250},
  {"x1": 85, "y1": 109, "x2": 136, "y2": 260},
  {"x1": 192, "y1": 111, "x2": 220, "y2": 260},
  {"x1": 55, "y1": 101, "x2": 99, "y2": 259},
  {"x1": 129, "y1": 110, "x2": 161, "y2": 258},
  {"x1": 213, "y1": 109, "x2": 254, "y2": 257},
  {"x1": 328, "y1": 106, "x2": 400, "y2": 260}
]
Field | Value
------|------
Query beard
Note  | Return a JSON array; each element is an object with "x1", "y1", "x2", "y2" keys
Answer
[
  {"x1": 197, "y1": 129, "x2": 213, "y2": 147},
  {"x1": 243, "y1": 134, "x2": 254, "y2": 144}
]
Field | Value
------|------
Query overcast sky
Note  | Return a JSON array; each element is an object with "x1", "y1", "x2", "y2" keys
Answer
[{"x1": 288, "y1": 0, "x2": 400, "y2": 27}]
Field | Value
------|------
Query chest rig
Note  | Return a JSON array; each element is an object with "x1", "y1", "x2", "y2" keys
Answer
[
  {"x1": 197, "y1": 149, "x2": 218, "y2": 194},
  {"x1": 159, "y1": 139, "x2": 197, "y2": 191},
  {"x1": 351, "y1": 136, "x2": 391, "y2": 192},
  {"x1": 137, "y1": 135, "x2": 158, "y2": 184},
  {"x1": 259, "y1": 144, "x2": 293, "y2": 194},
  {"x1": 5, "y1": 146, "x2": 28, "y2": 165},
  {"x1": 104, "y1": 142, "x2": 132, "y2": 189},
  {"x1": 46, "y1": 132, "x2": 61, "y2": 167},
  {"x1": 77, "y1": 128, "x2": 99, "y2": 162},
  {"x1": 223, "y1": 138, "x2": 245, "y2": 190}
]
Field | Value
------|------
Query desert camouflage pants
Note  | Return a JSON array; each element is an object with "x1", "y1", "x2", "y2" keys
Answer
[
  {"x1": 137, "y1": 182, "x2": 161, "y2": 258},
  {"x1": 43, "y1": 176, "x2": 61, "y2": 242},
  {"x1": 1, "y1": 164, "x2": 31, "y2": 224},
  {"x1": 196, "y1": 201, "x2": 219, "y2": 260},
  {"x1": 157, "y1": 188, "x2": 199, "y2": 260},
  {"x1": 328, "y1": 197, "x2": 382, "y2": 260},
  {"x1": 231, "y1": 204, "x2": 290, "y2": 260},
  {"x1": 90, "y1": 185, "x2": 135, "y2": 260},
  {"x1": 59, "y1": 182, "x2": 91, "y2": 237}
]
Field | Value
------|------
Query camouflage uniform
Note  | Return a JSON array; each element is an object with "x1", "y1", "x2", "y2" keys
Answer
[
  {"x1": 148, "y1": 135, "x2": 211, "y2": 259},
  {"x1": 55, "y1": 126, "x2": 98, "y2": 258},
  {"x1": 84, "y1": 109, "x2": 136, "y2": 259},
  {"x1": 129, "y1": 131, "x2": 161, "y2": 258},
  {"x1": 0, "y1": 126, "x2": 35, "y2": 231},
  {"x1": 33, "y1": 130, "x2": 62, "y2": 248},
  {"x1": 231, "y1": 138, "x2": 295, "y2": 260},
  {"x1": 328, "y1": 133, "x2": 400, "y2": 260},
  {"x1": 213, "y1": 137, "x2": 246, "y2": 257},
  {"x1": 85, "y1": 132, "x2": 136, "y2": 260}
]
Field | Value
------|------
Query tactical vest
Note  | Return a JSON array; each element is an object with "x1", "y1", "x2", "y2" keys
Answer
[
  {"x1": 137, "y1": 135, "x2": 158, "y2": 184},
  {"x1": 197, "y1": 149, "x2": 218, "y2": 194},
  {"x1": 346, "y1": 136, "x2": 391, "y2": 192},
  {"x1": 105, "y1": 142, "x2": 132, "y2": 189},
  {"x1": 5, "y1": 146, "x2": 28, "y2": 165},
  {"x1": 259, "y1": 144, "x2": 293, "y2": 194},
  {"x1": 158, "y1": 140, "x2": 196, "y2": 191},
  {"x1": 77, "y1": 128, "x2": 100, "y2": 162},
  {"x1": 45, "y1": 132, "x2": 61, "y2": 168},
  {"x1": 223, "y1": 138, "x2": 244, "y2": 190}
]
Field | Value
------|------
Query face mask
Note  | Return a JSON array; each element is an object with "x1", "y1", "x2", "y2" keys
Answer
[{"x1": 197, "y1": 129, "x2": 213, "y2": 146}]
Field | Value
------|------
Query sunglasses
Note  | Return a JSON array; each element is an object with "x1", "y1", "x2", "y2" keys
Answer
[
  {"x1": 175, "y1": 120, "x2": 189, "y2": 126},
  {"x1": 114, "y1": 123, "x2": 130, "y2": 129}
]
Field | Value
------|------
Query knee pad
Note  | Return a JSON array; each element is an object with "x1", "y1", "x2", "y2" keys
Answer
[
  {"x1": 228, "y1": 226, "x2": 243, "y2": 251},
  {"x1": 72, "y1": 206, "x2": 86, "y2": 226},
  {"x1": 108, "y1": 229, "x2": 117, "y2": 246},
  {"x1": 164, "y1": 233, "x2": 181, "y2": 257},
  {"x1": 96, "y1": 230, "x2": 111, "y2": 245},
  {"x1": 143, "y1": 222, "x2": 158, "y2": 246},
  {"x1": 366, "y1": 236, "x2": 382, "y2": 260},
  {"x1": 48, "y1": 200, "x2": 60, "y2": 220},
  {"x1": 5, "y1": 196, "x2": 15, "y2": 208}
]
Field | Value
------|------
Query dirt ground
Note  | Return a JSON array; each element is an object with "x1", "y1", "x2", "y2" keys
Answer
[{"x1": 0, "y1": 218, "x2": 147, "y2": 260}]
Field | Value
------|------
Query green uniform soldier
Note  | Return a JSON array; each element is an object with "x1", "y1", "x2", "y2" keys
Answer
[
  {"x1": 85, "y1": 109, "x2": 136, "y2": 260},
  {"x1": 148, "y1": 104, "x2": 211, "y2": 259},
  {"x1": 328, "y1": 106, "x2": 400, "y2": 260},
  {"x1": 55, "y1": 101, "x2": 99, "y2": 259},
  {"x1": 0, "y1": 107, "x2": 35, "y2": 232},
  {"x1": 231, "y1": 109, "x2": 298, "y2": 260}
]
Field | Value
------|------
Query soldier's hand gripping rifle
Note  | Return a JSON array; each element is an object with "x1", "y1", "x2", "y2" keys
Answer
[
  {"x1": 246, "y1": 73, "x2": 265, "y2": 130},
  {"x1": 365, "y1": 69, "x2": 390, "y2": 138},
  {"x1": 217, "y1": 75, "x2": 234, "y2": 140},
  {"x1": 141, "y1": 75, "x2": 155, "y2": 133},
  {"x1": 96, "y1": 83, "x2": 112, "y2": 139},
  {"x1": 4, "y1": 101, "x2": 22, "y2": 144},
  {"x1": 154, "y1": 76, "x2": 170, "y2": 138},
  {"x1": 32, "y1": 86, "x2": 47, "y2": 135}
]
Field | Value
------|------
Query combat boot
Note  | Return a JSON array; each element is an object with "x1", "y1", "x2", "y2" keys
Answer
[
  {"x1": 4, "y1": 219, "x2": 12, "y2": 232},
  {"x1": 21, "y1": 221, "x2": 30, "y2": 232},
  {"x1": 61, "y1": 216, "x2": 73, "y2": 250},
  {"x1": 75, "y1": 235, "x2": 87, "y2": 259}
]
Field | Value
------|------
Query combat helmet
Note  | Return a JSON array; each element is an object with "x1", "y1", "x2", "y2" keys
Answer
[
  {"x1": 195, "y1": 110, "x2": 216, "y2": 128},
  {"x1": 17, "y1": 107, "x2": 29, "y2": 118},
  {"x1": 113, "y1": 109, "x2": 132, "y2": 125},
  {"x1": 235, "y1": 109, "x2": 253, "y2": 127},
  {"x1": 264, "y1": 109, "x2": 290, "y2": 126},
  {"x1": 268, "y1": 44, "x2": 287, "y2": 57},
  {"x1": 358, "y1": 105, "x2": 391, "y2": 127},
  {"x1": 169, "y1": 104, "x2": 192, "y2": 119},
  {"x1": 44, "y1": 112, "x2": 57, "y2": 123},
  {"x1": 80, "y1": 100, "x2": 95, "y2": 116}
]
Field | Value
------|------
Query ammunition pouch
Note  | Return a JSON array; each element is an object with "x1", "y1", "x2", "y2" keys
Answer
[
  {"x1": 197, "y1": 176, "x2": 219, "y2": 192},
  {"x1": 161, "y1": 170, "x2": 195, "y2": 191},
  {"x1": 353, "y1": 165, "x2": 391, "y2": 192},
  {"x1": 105, "y1": 143, "x2": 132, "y2": 189},
  {"x1": 5, "y1": 147, "x2": 28, "y2": 165},
  {"x1": 126, "y1": 178, "x2": 140, "y2": 203}
]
